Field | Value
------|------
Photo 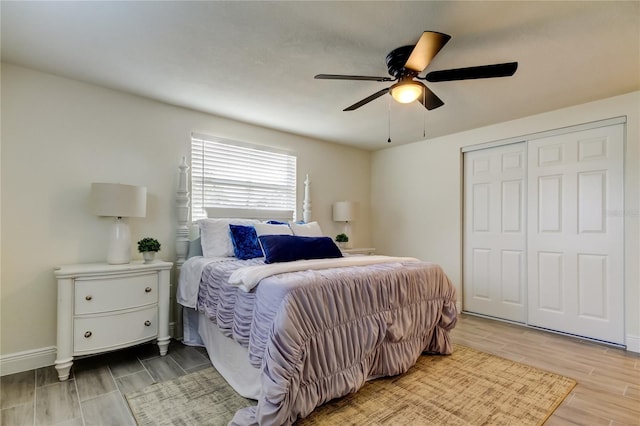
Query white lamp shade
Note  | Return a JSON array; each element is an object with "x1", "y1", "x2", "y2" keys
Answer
[
  {"x1": 90, "y1": 183, "x2": 147, "y2": 218},
  {"x1": 333, "y1": 201, "x2": 354, "y2": 222}
]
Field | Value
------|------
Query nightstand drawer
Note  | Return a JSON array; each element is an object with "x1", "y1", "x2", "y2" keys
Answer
[
  {"x1": 74, "y1": 273, "x2": 158, "y2": 314},
  {"x1": 73, "y1": 306, "x2": 158, "y2": 354}
]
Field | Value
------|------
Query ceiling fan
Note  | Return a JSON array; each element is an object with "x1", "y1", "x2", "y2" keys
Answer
[{"x1": 315, "y1": 31, "x2": 518, "y2": 111}]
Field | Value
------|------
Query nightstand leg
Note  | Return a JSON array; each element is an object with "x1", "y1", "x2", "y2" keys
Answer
[
  {"x1": 56, "y1": 277, "x2": 74, "y2": 381},
  {"x1": 157, "y1": 337, "x2": 170, "y2": 356},
  {"x1": 157, "y1": 268, "x2": 171, "y2": 356},
  {"x1": 55, "y1": 358, "x2": 73, "y2": 381}
]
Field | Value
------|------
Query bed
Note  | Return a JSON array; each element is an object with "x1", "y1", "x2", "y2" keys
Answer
[{"x1": 174, "y1": 159, "x2": 458, "y2": 425}]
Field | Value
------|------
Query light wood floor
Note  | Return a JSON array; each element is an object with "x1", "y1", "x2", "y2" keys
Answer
[
  {"x1": 451, "y1": 314, "x2": 640, "y2": 425},
  {"x1": 2, "y1": 314, "x2": 638, "y2": 425},
  {"x1": 0, "y1": 340, "x2": 212, "y2": 425}
]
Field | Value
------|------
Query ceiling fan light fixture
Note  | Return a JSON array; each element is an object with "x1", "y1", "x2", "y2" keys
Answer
[{"x1": 390, "y1": 80, "x2": 423, "y2": 104}]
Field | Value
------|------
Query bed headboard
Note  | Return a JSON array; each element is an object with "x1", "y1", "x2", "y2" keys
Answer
[
  {"x1": 176, "y1": 157, "x2": 190, "y2": 271},
  {"x1": 173, "y1": 157, "x2": 311, "y2": 338},
  {"x1": 175, "y1": 157, "x2": 312, "y2": 272}
]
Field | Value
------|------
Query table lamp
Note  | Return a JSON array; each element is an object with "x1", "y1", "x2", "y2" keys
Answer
[
  {"x1": 333, "y1": 201, "x2": 354, "y2": 248},
  {"x1": 90, "y1": 183, "x2": 147, "y2": 264}
]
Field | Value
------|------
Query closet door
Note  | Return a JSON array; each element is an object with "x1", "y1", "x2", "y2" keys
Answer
[
  {"x1": 527, "y1": 124, "x2": 624, "y2": 344},
  {"x1": 463, "y1": 142, "x2": 527, "y2": 323}
]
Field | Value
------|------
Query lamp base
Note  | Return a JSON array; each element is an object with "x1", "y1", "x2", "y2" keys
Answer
[
  {"x1": 343, "y1": 222, "x2": 352, "y2": 249},
  {"x1": 107, "y1": 217, "x2": 131, "y2": 264}
]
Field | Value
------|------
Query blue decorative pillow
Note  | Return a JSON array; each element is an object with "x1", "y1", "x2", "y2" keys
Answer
[
  {"x1": 258, "y1": 235, "x2": 343, "y2": 264},
  {"x1": 266, "y1": 220, "x2": 304, "y2": 225},
  {"x1": 229, "y1": 225, "x2": 263, "y2": 260}
]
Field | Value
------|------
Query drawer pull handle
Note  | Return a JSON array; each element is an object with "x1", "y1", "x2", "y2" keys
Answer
[
  {"x1": 84, "y1": 331, "x2": 92, "y2": 338},
  {"x1": 145, "y1": 287, "x2": 152, "y2": 293},
  {"x1": 85, "y1": 295, "x2": 93, "y2": 301},
  {"x1": 144, "y1": 320, "x2": 151, "y2": 327}
]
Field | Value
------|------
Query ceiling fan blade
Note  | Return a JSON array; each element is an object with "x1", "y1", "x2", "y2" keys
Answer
[
  {"x1": 343, "y1": 88, "x2": 390, "y2": 111},
  {"x1": 315, "y1": 74, "x2": 394, "y2": 82},
  {"x1": 417, "y1": 82, "x2": 444, "y2": 110},
  {"x1": 425, "y1": 62, "x2": 518, "y2": 82},
  {"x1": 404, "y1": 31, "x2": 451, "y2": 73}
]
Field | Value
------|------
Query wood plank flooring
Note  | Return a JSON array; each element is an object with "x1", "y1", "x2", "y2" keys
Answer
[
  {"x1": 2, "y1": 314, "x2": 638, "y2": 425},
  {"x1": 1, "y1": 341, "x2": 211, "y2": 426},
  {"x1": 451, "y1": 314, "x2": 640, "y2": 425}
]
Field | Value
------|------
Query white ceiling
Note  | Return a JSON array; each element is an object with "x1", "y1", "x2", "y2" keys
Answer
[{"x1": 2, "y1": 1, "x2": 639, "y2": 151}]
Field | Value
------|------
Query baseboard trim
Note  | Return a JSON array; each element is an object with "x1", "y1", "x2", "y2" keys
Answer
[
  {"x1": 0, "y1": 346, "x2": 56, "y2": 376},
  {"x1": 2, "y1": 322, "x2": 181, "y2": 377},
  {"x1": 463, "y1": 311, "x2": 638, "y2": 352},
  {"x1": 626, "y1": 334, "x2": 640, "y2": 353}
]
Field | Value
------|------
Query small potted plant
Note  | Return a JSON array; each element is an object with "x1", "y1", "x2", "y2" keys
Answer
[
  {"x1": 138, "y1": 237, "x2": 161, "y2": 263},
  {"x1": 335, "y1": 233, "x2": 349, "y2": 249}
]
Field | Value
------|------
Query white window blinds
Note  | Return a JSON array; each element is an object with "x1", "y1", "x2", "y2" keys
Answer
[{"x1": 191, "y1": 134, "x2": 297, "y2": 221}]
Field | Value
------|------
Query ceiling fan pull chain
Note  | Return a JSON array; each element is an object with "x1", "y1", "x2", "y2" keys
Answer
[
  {"x1": 423, "y1": 90, "x2": 427, "y2": 138},
  {"x1": 387, "y1": 98, "x2": 392, "y2": 143}
]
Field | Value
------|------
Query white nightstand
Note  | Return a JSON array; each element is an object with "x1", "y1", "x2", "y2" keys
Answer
[
  {"x1": 341, "y1": 248, "x2": 377, "y2": 255},
  {"x1": 53, "y1": 261, "x2": 173, "y2": 381}
]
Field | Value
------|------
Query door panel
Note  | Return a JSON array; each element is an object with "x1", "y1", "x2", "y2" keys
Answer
[
  {"x1": 537, "y1": 251, "x2": 564, "y2": 312},
  {"x1": 501, "y1": 250, "x2": 524, "y2": 304},
  {"x1": 577, "y1": 254, "x2": 607, "y2": 318},
  {"x1": 473, "y1": 183, "x2": 490, "y2": 231},
  {"x1": 502, "y1": 180, "x2": 523, "y2": 232},
  {"x1": 578, "y1": 171, "x2": 606, "y2": 233},
  {"x1": 538, "y1": 175, "x2": 563, "y2": 232},
  {"x1": 527, "y1": 124, "x2": 624, "y2": 344},
  {"x1": 471, "y1": 248, "x2": 491, "y2": 299},
  {"x1": 463, "y1": 142, "x2": 527, "y2": 322}
]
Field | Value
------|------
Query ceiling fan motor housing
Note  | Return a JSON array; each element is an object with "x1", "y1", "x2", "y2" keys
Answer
[{"x1": 386, "y1": 45, "x2": 419, "y2": 79}]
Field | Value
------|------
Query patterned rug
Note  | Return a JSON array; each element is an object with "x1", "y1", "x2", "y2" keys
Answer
[{"x1": 125, "y1": 344, "x2": 576, "y2": 425}]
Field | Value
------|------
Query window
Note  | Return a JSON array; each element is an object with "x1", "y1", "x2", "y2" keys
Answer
[{"x1": 191, "y1": 134, "x2": 297, "y2": 221}]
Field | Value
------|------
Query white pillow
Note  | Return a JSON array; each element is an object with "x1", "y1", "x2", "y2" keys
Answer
[
  {"x1": 254, "y1": 222, "x2": 293, "y2": 236},
  {"x1": 198, "y1": 218, "x2": 259, "y2": 257},
  {"x1": 290, "y1": 221, "x2": 323, "y2": 237}
]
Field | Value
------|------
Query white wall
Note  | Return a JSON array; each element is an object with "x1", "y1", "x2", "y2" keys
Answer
[
  {"x1": 371, "y1": 91, "x2": 640, "y2": 351},
  {"x1": 0, "y1": 63, "x2": 371, "y2": 369}
]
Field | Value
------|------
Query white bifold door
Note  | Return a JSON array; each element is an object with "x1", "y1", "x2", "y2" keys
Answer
[{"x1": 463, "y1": 123, "x2": 624, "y2": 345}]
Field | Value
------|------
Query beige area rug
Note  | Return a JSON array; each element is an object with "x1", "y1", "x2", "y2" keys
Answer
[{"x1": 125, "y1": 344, "x2": 576, "y2": 426}]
